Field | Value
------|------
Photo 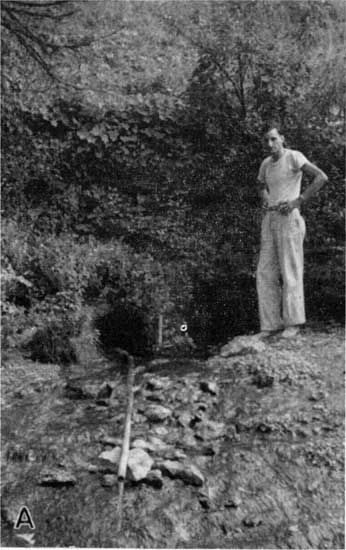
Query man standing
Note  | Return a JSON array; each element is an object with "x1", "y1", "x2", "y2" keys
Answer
[{"x1": 256, "y1": 125, "x2": 328, "y2": 338}]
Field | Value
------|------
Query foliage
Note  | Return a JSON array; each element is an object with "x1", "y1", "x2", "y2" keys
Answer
[
  {"x1": 1, "y1": 1, "x2": 345, "y2": 359},
  {"x1": 1, "y1": 220, "x2": 171, "y2": 361}
]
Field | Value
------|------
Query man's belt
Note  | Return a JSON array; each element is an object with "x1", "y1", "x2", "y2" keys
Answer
[{"x1": 265, "y1": 205, "x2": 284, "y2": 212}]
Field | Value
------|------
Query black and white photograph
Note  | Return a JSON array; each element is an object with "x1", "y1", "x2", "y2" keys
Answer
[{"x1": 1, "y1": 0, "x2": 345, "y2": 548}]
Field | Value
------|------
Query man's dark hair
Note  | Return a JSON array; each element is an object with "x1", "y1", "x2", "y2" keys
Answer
[{"x1": 263, "y1": 121, "x2": 284, "y2": 135}]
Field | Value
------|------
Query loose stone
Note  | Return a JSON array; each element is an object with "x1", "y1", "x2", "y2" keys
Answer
[
  {"x1": 148, "y1": 358, "x2": 170, "y2": 367},
  {"x1": 144, "y1": 469, "x2": 163, "y2": 489},
  {"x1": 101, "y1": 474, "x2": 117, "y2": 487},
  {"x1": 242, "y1": 515, "x2": 262, "y2": 528},
  {"x1": 145, "y1": 405, "x2": 171, "y2": 422},
  {"x1": 195, "y1": 420, "x2": 226, "y2": 441},
  {"x1": 131, "y1": 438, "x2": 155, "y2": 452},
  {"x1": 64, "y1": 382, "x2": 99, "y2": 400},
  {"x1": 145, "y1": 392, "x2": 165, "y2": 403},
  {"x1": 97, "y1": 381, "x2": 116, "y2": 399},
  {"x1": 98, "y1": 447, "x2": 121, "y2": 464},
  {"x1": 38, "y1": 467, "x2": 77, "y2": 486},
  {"x1": 200, "y1": 381, "x2": 218, "y2": 395},
  {"x1": 224, "y1": 495, "x2": 242, "y2": 508},
  {"x1": 158, "y1": 460, "x2": 204, "y2": 486},
  {"x1": 159, "y1": 448, "x2": 187, "y2": 461},
  {"x1": 220, "y1": 335, "x2": 266, "y2": 357},
  {"x1": 100, "y1": 435, "x2": 123, "y2": 447},
  {"x1": 147, "y1": 435, "x2": 171, "y2": 451},
  {"x1": 127, "y1": 448, "x2": 154, "y2": 482},
  {"x1": 181, "y1": 432, "x2": 198, "y2": 449},
  {"x1": 152, "y1": 427, "x2": 169, "y2": 440},
  {"x1": 177, "y1": 411, "x2": 193, "y2": 427},
  {"x1": 146, "y1": 378, "x2": 170, "y2": 391}
]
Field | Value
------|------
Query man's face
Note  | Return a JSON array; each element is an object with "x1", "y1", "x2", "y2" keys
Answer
[{"x1": 265, "y1": 128, "x2": 284, "y2": 157}]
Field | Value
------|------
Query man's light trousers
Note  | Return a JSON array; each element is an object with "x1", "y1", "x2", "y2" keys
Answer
[{"x1": 256, "y1": 209, "x2": 306, "y2": 331}]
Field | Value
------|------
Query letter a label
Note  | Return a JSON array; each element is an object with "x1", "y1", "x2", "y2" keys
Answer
[{"x1": 14, "y1": 506, "x2": 35, "y2": 530}]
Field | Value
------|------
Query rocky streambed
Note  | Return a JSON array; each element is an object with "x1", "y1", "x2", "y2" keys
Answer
[{"x1": 1, "y1": 327, "x2": 344, "y2": 548}]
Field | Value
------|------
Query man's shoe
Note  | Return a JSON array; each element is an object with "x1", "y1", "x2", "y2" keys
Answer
[{"x1": 281, "y1": 326, "x2": 300, "y2": 339}]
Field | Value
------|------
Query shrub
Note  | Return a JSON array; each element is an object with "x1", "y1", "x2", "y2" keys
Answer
[
  {"x1": 1, "y1": 220, "x2": 172, "y2": 362},
  {"x1": 305, "y1": 248, "x2": 345, "y2": 323},
  {"x1": 86, "y1": 240, "x2": 172, "y2": 356}
]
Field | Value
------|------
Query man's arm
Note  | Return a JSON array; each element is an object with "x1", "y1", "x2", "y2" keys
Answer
[
  {"x1": 279, "y1": 161, "x2": 328, "y2": 214},
  {"x1": 299, "y1": 161, "x2": 328, "y2": 203},
  {"x1": 257, "y1": 179, "x2": 270, "y2": 207}
]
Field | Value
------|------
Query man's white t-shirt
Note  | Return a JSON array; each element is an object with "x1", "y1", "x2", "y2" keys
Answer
[{"x1": 258, "y1": 148, "x2": 308, "y2": 207}]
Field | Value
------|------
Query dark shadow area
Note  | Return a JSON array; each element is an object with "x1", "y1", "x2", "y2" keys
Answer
[
  {"x1": 94, "y1": 302, "x2": 156, "y2": 359},
  {"x1": 187, "y1": 274, "x2": 259, "y2": 349}
]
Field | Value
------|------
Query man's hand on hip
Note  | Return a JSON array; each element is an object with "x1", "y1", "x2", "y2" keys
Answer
[{"x1": 278, "y1": 198, "x2": 302, "y2": 215}]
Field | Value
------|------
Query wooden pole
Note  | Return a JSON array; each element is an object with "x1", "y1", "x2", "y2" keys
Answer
[
  {"x1": 158, "y1": 314, "x2": 163, "y2": 348},
  {"x1": 117, "y1": 354, "x2": 135, "y2": 531}
]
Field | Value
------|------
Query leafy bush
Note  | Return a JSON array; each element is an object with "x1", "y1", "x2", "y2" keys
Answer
[
  {"x1": 1, "y1": 220, "x2": 172, "y2": 362},
  {"x1": 305, "y1": 248, "x2": 345, "y2": 322},
  {"x1": 87, "y1": 239, "x2": 172, "y2": 356}
]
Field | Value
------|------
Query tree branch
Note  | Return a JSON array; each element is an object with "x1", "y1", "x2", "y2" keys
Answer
[
  {"x1": 3, "y1": 0, "x2": 71, "y2": 8},
  {"x1": 11, "y1": 27, "x2": 57, "y2": 78},
  {"x1": 3, "y1": 4, "x2": 76, "y2": 20},
  {"x1": 3, "y1": 8, "x2": 52, "y2": 54},
  {"x1": 2, "y1": 3, "x2": 120, "y2": 54},
  {"x1": 158, "y1": 14, "x2": 244, "y2": 109},
  {"x1": 237, "y1": 52, "x2": 247, "y2": 119}
]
